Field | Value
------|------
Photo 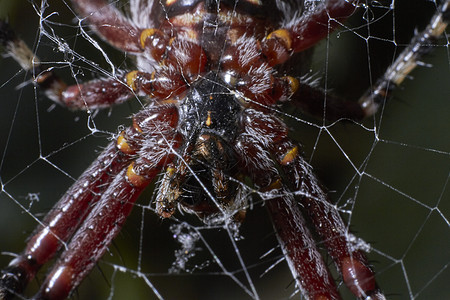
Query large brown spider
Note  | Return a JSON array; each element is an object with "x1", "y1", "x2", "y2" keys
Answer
[{"x1": 0, "y1": 0, "x2": 448, "y2": 299}]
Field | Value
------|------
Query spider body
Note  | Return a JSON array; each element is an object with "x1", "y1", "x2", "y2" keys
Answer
[
  {"x1": 157, "y1": 73, "x2": 243, "y2": 218},
  {"x1": 1, "y1": 0, "x2": 448, "y2": 299}
]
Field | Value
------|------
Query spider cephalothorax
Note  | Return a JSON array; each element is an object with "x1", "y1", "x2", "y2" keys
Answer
[
  {"x1": 155, "y1": 73, "x2": 244, "y2": 218},
  {"x1": 1, "y1": 0, "x2": 448, "y2": 299}
]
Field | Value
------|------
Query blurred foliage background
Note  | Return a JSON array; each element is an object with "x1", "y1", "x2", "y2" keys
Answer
[{"x1": 0, "y1": 1, "x2": 448, "y2": 299}]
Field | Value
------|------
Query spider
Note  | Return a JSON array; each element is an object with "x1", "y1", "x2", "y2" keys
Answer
[{"x1": 0, "y1": 0, "x2": 448, "y2": 299}]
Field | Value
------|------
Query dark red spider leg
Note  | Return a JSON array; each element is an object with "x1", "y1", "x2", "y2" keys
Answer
[
  {"x1": 236, "y1": 155, "x2": 341, "y2": 299},
  {"x1": 238, "y1": 109, "x2": 385, "y2": 299},
  {"x1": 70, "y1": 0, "x2": 143, "y2": 52},
  {"x1": 277, "y1": 146, "x2": 385, "y2": 299},
  {"x1": 32, "y1": 167, "x2": 149, "y2": 300},
  {"x1": 289, "y1": 82, "x2": 366, "y2": 121},
  {"x1": 0, "y1": 104, "x2": 179, "y2": 299},
  {"x1": 262, "y1": 0, "x2": 359, "y2": 66},
  {"x1": 273, "y1": 147, "x2": 384, "y2": 297},
  {"x1": 0, "y1": 142, "x2": 133, "y2": 299},
  {"x1": 40, "y1": 75, "x2": 134, "y2": 110},
  {"x1": 31, "y1": 34, "x2": 190, "y2": 111},
  {"x1": 235, "y1": 110, "x2": 341, "y2": 300},
  {"x1": 288, "y1": 0, "x2": 359, "y2": 53},
  {"x1": 124, "y1": 35, "x2": 208, "y2": 101},
  {"x1": 289, "y1": 1, "x2": 449, "y2": 121},
  {"x1": 266, "y1": 73, "x2": 367, "y2": 121},
  {"x1": 33, "y1": 105, "x2": 181, "y2": 300},
  {"x1": 267, "y1": 192, "x2": 341, "y2": 300},
  {"x1": 0, "y1": 21, "x2": 135, "y2": 110}
]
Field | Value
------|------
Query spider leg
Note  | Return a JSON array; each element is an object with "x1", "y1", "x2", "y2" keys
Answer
[
  {"x1": 71, "y1": 0, "x2": 144, "y2": 53},
  {"x1": 2, "y1": 8, "x2": 194, "y2": 110},
  {"x1": 46, "y1": 76, "x2": 134, "y2": 110},
  {"x1": 32, "y1": 104, "x2": 181, "y2": 299},
  {"x1": 235, "y1": 112, "x2": 340, "y2": 299},
  {"x1": 255, "y1": 0, "x2": 364, "y2": 120},
  {"x1": 0, "y1": 104, "x2": 180, "y2": 299},
  {"x1": 289, "y1": 82, "x2": 366, "y2": 121},
  {"x1": 32, "y1": 166, "x2": 150, "y2": 300},
  {"x1": 0, "y1": 13, "x2": 204, "y2": 110},
  {"x1": 271, "y1": 1, "x2": 449, "y2": 121},
  {"x1": 287, "y1": 0, "x2": 359, "y2": 53},
  {"x1": 2, "y1": 19, "x2": 192, "y2": 111},
  {"x1": 262, "y1": 0, "x2": 358, "y2": 66},
  {"x1": 239, "y1": 145, "x2": 340, "y2": 299},
  {"x1": 267, "y1": 191, "x2": 341, "y2": 299},
  {"x1": 236, "y1": 109, "x2": 385, "y2": 299},
  {"x1": 0, "y1": 20, "x2": 135, "y2": 110},
  {"x1": 0, "y1": 142, "x2": 132, "y2": 299},
  {"x1": 275, "y1": 146, "x2": 385, "y2": 299},
  {"x1": 358, "y1": 0, "x2": 449, "y2": 117}
]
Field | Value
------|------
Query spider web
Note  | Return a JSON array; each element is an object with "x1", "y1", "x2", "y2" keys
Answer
[{"x1": 0, "y1": 0, "x2": 448, "y2": 299}]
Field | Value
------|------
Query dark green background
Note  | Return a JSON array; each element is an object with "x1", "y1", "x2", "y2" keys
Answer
[{"x1": 0, "y1": 1, "x2": 448, "y2": 299}]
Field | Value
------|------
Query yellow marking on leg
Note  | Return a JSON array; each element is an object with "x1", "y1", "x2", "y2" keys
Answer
[
  {"x1": 260, "y1": 178, "x2": 282, "y2": 193},
  {"x1": 126, "y1": 162, "x2": 149, "y2": 188},
  {"x1": 268, "y1": 178, "x2": 282, "y2": 191},
  {"x1": 280, "y1": 146, "x2": 298, "y2": 165},
  {"x1": 126, "y1": 70, "x2": 139, "y2": 91},
  {"x1": 266, "y1": 29, "x2": 292, "y2": 51},
  {"x1": 117, "y1": 132, "x2": 135, "y2": 155},
  {"x1": 282, "y1": 76, "x2": 299, "y2": 95},
  {"x1": 140, "y1": 28, "x2": 164, "y2": 49}
]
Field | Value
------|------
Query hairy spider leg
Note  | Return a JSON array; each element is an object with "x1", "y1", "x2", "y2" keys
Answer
[
  {"x1": 267, "y1": 194, "x2": 340, "y2": 299},
  {"x1": 1, "y1": 0, "x2": 193, "y2": 112},
  {"x1": 29, "y1": 104, "x2": 181, "y2": 300},
  {"x1": 290, "y1": 0, "x2": 449, "y2": 121},
  {"x1": 258, "y1": 0, "x2": 371, "y2": 122},
  {"x1": 277, "y1": 148, "x2": 383, "y2": 299},
  {"x1": 36, "y1": 104, "x2": 179, "y2": 300},
  {"x1": 235, "y1": 111, "x2": 340, "y2": 299},
  {"x1": 289, "y1": 84, "x2": 367, "y2": 121},
  {"x1": 0, "y1": 103, "x2": 180, "y2": 299},
  {"x1": 71, "y1": 0, "x2": 144, "y2": 53},
  {"x1": 236, "y1": 109, "x2": 385, "y2": 299},
  {"x1": 358, "y1": 0, "x2": 449, "y2": 116},
  {"x1": 32, "y1": 166, "x2": 148, "y2": 300},
  {"x1": 0, "y1": 143, "x2": 133, "y2": 299},
  {"x1": 0, "y1": 20, "x2": 135, "y2": 110},
  {"x1": 265, "y1": 0, "x2": 449, "y2": 121},
  {"x1": 71, "y1": 0, "x2": 209, "y2": 80},
  {"x1": 261, "y1": 0, "x2": 359, "y2": 67},
  {"x1": 0, "y1": 15, "x2": 194, "y2": 111}
]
